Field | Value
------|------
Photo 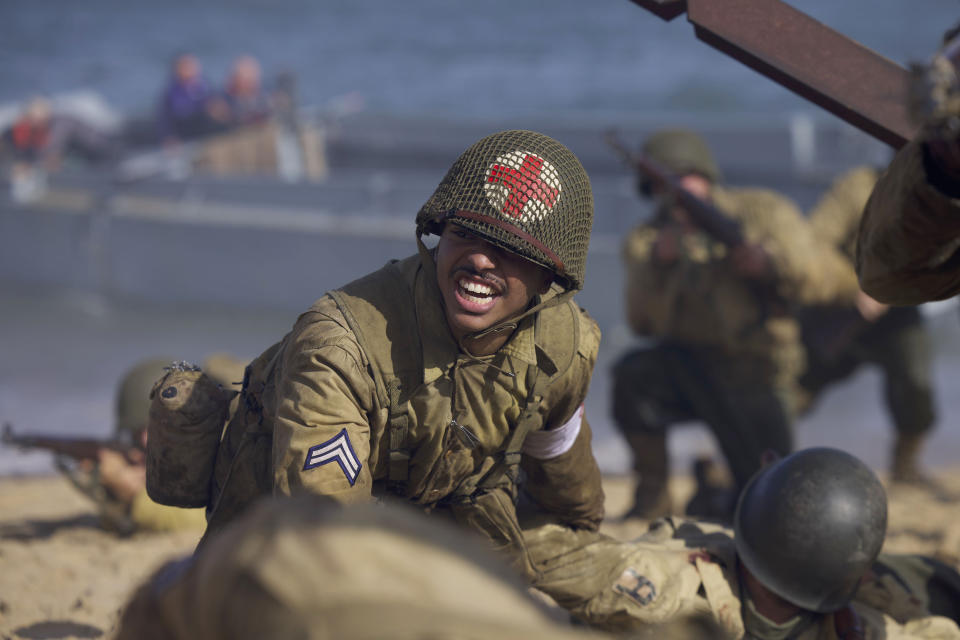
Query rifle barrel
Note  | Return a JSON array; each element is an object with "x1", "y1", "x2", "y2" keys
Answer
[{"x1": 603, "y1": 131, "x2": 744, "y2": 247}]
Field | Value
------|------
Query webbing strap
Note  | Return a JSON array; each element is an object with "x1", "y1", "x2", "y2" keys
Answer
[
  {"x1": 386, "y1": 378, "x2": 411, "y2": 490},
  {"x1": 478, "y1": 316, "x2": 548, "y2": 491},
  {"x1": 329, "y1": 260, "x2": 421, "y2": 493}
]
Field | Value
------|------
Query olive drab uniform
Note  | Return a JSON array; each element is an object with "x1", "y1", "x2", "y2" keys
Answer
[
  {"x1": 857, "y1": 138, "x2": 960, "y2": 304},
  {"x1": 128, "y1": 488, "x2": 207, "y2": 532},
  {"x1": 174, "y1": 130, "x2": 679, "y2": 628},
  {"x1": 614, "y1": 185, "x2": 860, "y2": 512},
  {"x1": 118, "y1": 497, "x2": 616, "y2": 640},
  {"x1": 204, "y1": 253, "x2": 606, "y2": 579},
  {"x1": 799, "y1": 166, "x2": 936, "y2": 482},
  {"x1": 593, "y1": 517, "x2": 960, "y2": 640}
]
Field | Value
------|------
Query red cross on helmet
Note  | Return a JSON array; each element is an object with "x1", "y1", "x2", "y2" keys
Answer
[{"x1": 416, "y1": 130, "x2": 594, "y2": 291}]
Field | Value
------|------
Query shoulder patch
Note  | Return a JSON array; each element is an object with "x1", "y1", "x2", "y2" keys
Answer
[
  {"x1": 615, "y1": 567, "x2": 657, "y2": 606},
  {"x1": 303, "y1": 428, "x2": 362, "y2": 486}
]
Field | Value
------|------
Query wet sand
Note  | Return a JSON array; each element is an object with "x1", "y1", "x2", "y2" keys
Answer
[{"x1": 1, "y1": 470, "x2": 958, "y2": 639}]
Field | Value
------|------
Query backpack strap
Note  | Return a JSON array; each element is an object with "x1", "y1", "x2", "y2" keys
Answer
[
  {"x1": 476, "y1": 299, "x2": 582, "y2": 492},
  {"x1": 328, "y1": 258, "x2": 422, "y2": 494}
]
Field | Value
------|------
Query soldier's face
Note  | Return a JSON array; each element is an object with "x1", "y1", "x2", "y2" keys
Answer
[{"x1": 435, "y1": 220, "x2": 552, "y2": 344}]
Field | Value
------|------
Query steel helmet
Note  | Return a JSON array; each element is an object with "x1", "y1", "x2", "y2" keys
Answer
[
  {"x1": 637, "y1": 128, "x2": 720, "y2": 199},
  {"x1": 115, "y1": 358, "x2": 174, "y2": 436},
  {"x1": 733, "y1": 447, "x2": 887, "y2": 613},
  {"x1": 416, "y1": 130, "x2": 593, "y2": 291}
]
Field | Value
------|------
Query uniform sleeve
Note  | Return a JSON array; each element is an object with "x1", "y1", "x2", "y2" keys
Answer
[
  {"x1": 728, "y1": 188, "x2": 861, "y2": 305},
  {"x1": 520, "y1": 311, "x2": 605, "y2": 530},
  {"x1": 270, "y1": 306, "x2": 379, "y2": 504},
  {"x1": 856, "y1": 138, "x2": 960, "y2": 304},
  {"x1": 130, "y1": 487, "x2": 208, "y2": 532}
]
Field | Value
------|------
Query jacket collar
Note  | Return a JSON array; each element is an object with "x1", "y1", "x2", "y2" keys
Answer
[{"x1": 413, "y1": 253, "x2": 539, "y2": 385}]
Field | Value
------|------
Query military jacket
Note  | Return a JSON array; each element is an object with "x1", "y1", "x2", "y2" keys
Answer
[
  {"x1": 622, "y1": 186, "x2": 858, "y2": 380},
  {"x1": 625, "y1": 518, "x2": 960, "y2": 640},
  {"x1": 206, "y1": 254, "x2": 605, "y2": 550},
  {"x1": 857, "y1": 138, "x2": 960, "y2": 304},
  {"x1": 809, "y1": 166, "x2": 881, "y2": 264}
]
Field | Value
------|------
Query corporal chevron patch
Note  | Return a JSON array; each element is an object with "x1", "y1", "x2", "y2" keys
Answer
[{"x1": 303, "y1": 428, "x2": 362, "y2": 486}]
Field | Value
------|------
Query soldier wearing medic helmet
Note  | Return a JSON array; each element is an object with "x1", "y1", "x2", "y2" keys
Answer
[{"x1": 180, "y1": 130, "x2": 676, "y2": 627}]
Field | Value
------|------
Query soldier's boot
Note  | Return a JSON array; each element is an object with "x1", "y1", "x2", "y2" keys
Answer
[
  {"x1": 890, "y1": 431, "x2": 928, "y2": 485},
  {"x1": 623, "y1": 432, "x2": 672, "y2": 520},
  {"x1": 684, "y1": 456, "x2": 736, "y2": 522}
]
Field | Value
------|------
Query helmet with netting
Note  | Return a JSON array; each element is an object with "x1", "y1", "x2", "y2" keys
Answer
[
  {"x1": 416, "y1": 130, "x2": 593, "y2": 291},
  {"x1": 638, "y1": 129, "x2": 720, "y2": 198},
  {"x1": 734, "y1": 447, "x2": 888, "y2": 613},
  {"x1": 116, "y1": 358, "x2": 174, "y2": 437}
]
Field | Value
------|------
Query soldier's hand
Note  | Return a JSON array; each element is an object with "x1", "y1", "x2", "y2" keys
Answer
[
  {"x1": 97, "y1": 449, "x2": 146, "y2": 505},
  {"x1": 653, "y1": 227, "x2": 682, "y2": 264},
  {"x1": 729, "y1": 243, "x2": 773, "y2": 280},
  {"x1": 855, "y1": 290, "x2": 890, "y2": 322}
]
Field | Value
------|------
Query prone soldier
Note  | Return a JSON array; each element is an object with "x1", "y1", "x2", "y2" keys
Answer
[
  {"x1": 72, "y1": 359, "x2": 213, "y2": 533},
  {"x1": 122, "y1": 447, "x2": 960, "y2": 638},
  {"x1": 610, "y1": 128, "x2": 858, "y2": 519},
  {"x1": 616, "y1": 448, "x2": 960, "y2": 638},
  {"x1": 799, "y1": 166, "x2": 937, "y2": 485}
]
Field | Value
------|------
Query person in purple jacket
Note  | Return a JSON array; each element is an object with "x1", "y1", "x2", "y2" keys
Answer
[{"x1": 157, "y1": 53, "x2": 217, "y2": 144}]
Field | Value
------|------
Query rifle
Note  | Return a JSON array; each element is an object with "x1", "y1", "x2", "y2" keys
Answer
[
  {"x1": 604, "y1": 130, "x2": 745, "y2": 247},
  {"x1": 1, "y1": 422, "x2": 141, "y2": 463},
  {"x1": 605, "y1": 130, "x2": 791, "y2": 323},
  {"x1": 2, "y1": 422, "x2": 141, "y2": 534}
]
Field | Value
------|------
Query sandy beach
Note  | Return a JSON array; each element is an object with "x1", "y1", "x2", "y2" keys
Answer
[{"x1": 1, "y1": 469, "x2": 959, "y2": 639}]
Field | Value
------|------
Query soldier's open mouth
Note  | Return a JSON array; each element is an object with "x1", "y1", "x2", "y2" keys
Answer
[{"x1": 455, "y1": 277, "x2": 500, "y2": 310}]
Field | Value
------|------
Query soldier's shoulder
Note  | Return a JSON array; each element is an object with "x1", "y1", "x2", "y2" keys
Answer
[
  {"x1": 715, "y1": 185, "x2": 802, "y2": 218},
  {"x1": 574, "y1": 303, "x2": 601, "y2": 358},
  {"x1": 538, "y1": 297, "x2": 601, "y2": 365},
  {"x1": 290, "y1": 256, "x2": 419, "y2": 348},
  {"x1": 278, "y1": 295, "x2": 369, "y2": 379}
]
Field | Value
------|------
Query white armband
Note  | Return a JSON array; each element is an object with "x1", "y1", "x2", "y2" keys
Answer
[{"x1": 521, "y1": 404, "x2": 583, "y2": 460}]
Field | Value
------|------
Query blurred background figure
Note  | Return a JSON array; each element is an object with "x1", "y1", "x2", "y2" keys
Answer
[
  {"x1": 207, "y1": 55, "x2": 271, "y2": 130},
  {"x1": 0, "y1": 96, "x2": 118, "y2": 174},
  {"x1": 798, "y1": 166, "x2": 938, "y2": 486},
  {"x1": 610, "y1": 128, "x2": 858, "y2": 521},
  {"x1": 157, "y1": 52, "x2": 216, "y2": 144},
  {"x1": 29, "y1": 356, "x2": 244, "y2": 535},
  {"x1": 67, "y1": 358, "x2": 207, "y2": 534},
  {"x1": 116, "y1": 497, "x2": 619, "y2": 640}
]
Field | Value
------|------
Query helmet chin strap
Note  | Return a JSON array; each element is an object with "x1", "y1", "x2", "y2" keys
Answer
[{"x1": 416, "y1": 230, "x2": 576, "y2": 355}]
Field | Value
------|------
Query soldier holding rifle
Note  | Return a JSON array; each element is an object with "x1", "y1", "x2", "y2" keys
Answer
[
  {"x1": 2, "y1": 358, "x2": 243, "y2": 534},
  {"x1": 608, "y1": 128, "x2": 857, "y2": 519}
]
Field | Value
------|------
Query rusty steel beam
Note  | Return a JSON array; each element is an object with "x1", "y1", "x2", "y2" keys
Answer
[{"x1": 632, "y1": 0, "x2": 917, "y2": 148}]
